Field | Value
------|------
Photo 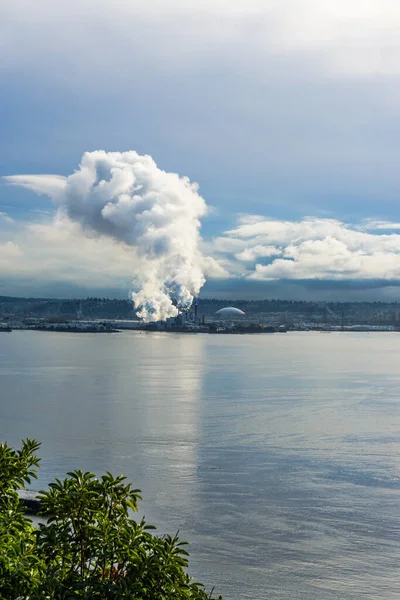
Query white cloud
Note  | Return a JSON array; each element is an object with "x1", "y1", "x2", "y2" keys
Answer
[
  {"x1": 0, "y1": 242, "x2": 23, "y2": 267},
  {"x1": 200, "y1": 255, "x2": 230, "y2": 279},
  {"x1": 235, "y1": 245, "x2": 282, "y2": 262},
  {"x1": 362, "y1": 220, "x2": 400, "y2": 231},
  {"x1": 213, "y1": 216, "x2": 400, "y2": 282},
  {"x1": 4, "y1": 175, "x2": 67, "y2": 198},
  {"x1": 0, "y1": 214, "x2": 136, "y2": 289},
  {"x1": 3, "y1": 212, "x2": 400, "y2": 295}
]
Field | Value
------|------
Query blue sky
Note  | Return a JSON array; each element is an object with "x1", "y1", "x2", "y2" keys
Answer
[{"x1": 2, "y1": 0, "x2": 400, "y2": 300}]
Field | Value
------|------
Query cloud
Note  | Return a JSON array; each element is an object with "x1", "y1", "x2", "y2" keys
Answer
[
  {"x1": 4, "y1": 3, "x2": 400, "y2": 302},
  {"x1": 0, "y1": 241, "x2": 23, "y2": 267},
  {"x1": 212, "y1": 216, "x2": 400, "y2": 283},
  {"x1": 235, "y1": 245, "x2": 282, "y2": 262},
  {"x1": 4, "y1": 175, "x2": 67, "y2": 198},
  {"x1": 362, "y1": 220, "x2": 400, "y2": 231},
  {"x1": 3, "y1": 211, "x2": 400, "y2": 300},
  {"x1": 0, "y1": 214, "x2": 135, "y2": 287},
  {"x1": 200, "y1": 255, "x2": 230, "y2": 279}
]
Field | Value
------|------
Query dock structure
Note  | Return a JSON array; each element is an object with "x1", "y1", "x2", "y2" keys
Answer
[{"x1": 17, "y1": 490, "x2": 42, "y2": 515}]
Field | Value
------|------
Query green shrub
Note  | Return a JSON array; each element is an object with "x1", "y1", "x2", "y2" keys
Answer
[{"x1": 0, "y1": 440, "x2": 221, "y2": 600}]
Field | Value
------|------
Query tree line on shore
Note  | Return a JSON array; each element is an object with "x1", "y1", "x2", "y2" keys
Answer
[{"x1": 2, "y1": 294, "x2": 399, "y2": 320}]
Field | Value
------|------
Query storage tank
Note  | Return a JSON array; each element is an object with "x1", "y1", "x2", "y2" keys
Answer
[{"x1": 215, "y1": 306, "x2": 246, "y2": 319}]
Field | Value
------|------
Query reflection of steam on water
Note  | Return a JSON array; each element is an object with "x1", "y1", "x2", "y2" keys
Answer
[
  {"x1": 137, "y1": 333, "x2": 204, "y2": 522},
  {"x1": 103, "y1": 332, "x2": 206, "y2": 530},
  {"x1": 5, "y1": 150, "x2": 208, "y2": 322}
]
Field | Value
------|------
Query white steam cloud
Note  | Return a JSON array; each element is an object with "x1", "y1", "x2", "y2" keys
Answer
[{"x1": 5, "y1": 150, "x2": 208, "y2": 321}]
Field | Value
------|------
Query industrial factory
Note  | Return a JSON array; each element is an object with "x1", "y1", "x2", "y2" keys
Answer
[{"x1": 138, "y1": 303, "x2": 286, "y2": 334}]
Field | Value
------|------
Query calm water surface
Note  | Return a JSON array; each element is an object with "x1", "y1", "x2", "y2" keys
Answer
[{"x1": 1, "y1": 330, "x2": 400, "y2": 599}]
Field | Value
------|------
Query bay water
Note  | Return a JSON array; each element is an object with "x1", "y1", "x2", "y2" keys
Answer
[{"x1": 1, "y1": 330, "x2": 400, "y2": 599}]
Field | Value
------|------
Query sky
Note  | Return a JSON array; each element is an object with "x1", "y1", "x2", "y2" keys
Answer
[{"x1": 2, "y1": 0, "x2": 400, "y2": 301}]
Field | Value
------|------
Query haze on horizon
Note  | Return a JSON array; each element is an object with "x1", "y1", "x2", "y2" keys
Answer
[{"x1": 2, "y1": 1, "x2": 400, "y2": 302}]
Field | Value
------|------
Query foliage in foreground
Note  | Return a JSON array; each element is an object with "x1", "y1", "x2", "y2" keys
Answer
[{"x1": 0, "y1": 439, "x2": 221, "y2": 600}]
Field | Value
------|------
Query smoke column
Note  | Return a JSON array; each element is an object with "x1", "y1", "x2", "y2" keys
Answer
[{"x1": 5, "y1": 150, "x2": 208, "y2": 321}]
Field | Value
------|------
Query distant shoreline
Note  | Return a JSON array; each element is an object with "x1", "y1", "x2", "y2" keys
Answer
[
  {"x1": 24, "y1": 326, "x2": 120, "y2": 333},
  {"x1": 6, "y1": 327, "x2": 399, "y2": 335}
]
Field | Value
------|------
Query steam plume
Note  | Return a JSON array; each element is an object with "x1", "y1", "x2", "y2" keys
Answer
[{"x1": 5, "y1": 150, "x2": 207, "y2": 321}]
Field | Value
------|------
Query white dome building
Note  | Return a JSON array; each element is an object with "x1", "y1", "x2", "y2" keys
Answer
[{"x1": 215, "y1": 306, "x2": 246, "y2": 319}]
